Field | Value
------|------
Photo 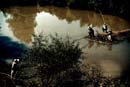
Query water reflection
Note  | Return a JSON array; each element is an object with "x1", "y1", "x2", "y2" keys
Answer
[
  {"x1": 87, "y1": 40, "x2": 113, "y2": 51},
  {"x1": 0, "y1": 11, "x2": 27, "y2": 73},
  {"x1": 0, "y1": 6, "x2": 130, "y2": 77},
  {"x1": 5, "y1": 7, "x2": 37, "y2": 43},
  {"x1": 4, "y1": 6, "x2": 130, "y2": 43},
  {"x1": 87, "y1": 40, "x2": 94, "y2": 49},
  {"x1": 41, "y1": 6, "x2": 130, "y2": 30},
  {"x1": 82, "y1": 41, "x2": 130, "y2": 77},
  {"x1": 0, "y1": 36, "x2": 27, "y2": 59},
  {"x1": 0, "y1": 11, "x2": 17, "y2": 41},
  {"x1": 0, "y1": 36, "x2": 27, "y2": 74}
]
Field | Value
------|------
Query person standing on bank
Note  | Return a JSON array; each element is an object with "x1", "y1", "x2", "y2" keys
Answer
[{"x1": 11, "y1": 59, "x2": 20, "y2": 79}]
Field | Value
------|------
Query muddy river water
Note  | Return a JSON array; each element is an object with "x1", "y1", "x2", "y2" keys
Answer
[{"x1": 0, "y1": 6, "x2": 130, "y2": 77}]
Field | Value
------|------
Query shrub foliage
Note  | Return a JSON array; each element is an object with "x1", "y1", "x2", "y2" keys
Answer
[{"x1": 16, "y1": 34, "x2": 84, "y2": 87}]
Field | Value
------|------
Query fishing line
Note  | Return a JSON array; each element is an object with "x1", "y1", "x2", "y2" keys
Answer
[{"x1": 94, "y1": 7, "x2": 105, "y2": 24}]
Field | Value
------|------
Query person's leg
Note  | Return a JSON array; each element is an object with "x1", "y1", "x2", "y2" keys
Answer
[{"x1": 11, "y1": 70, "x2": 14, "y2": 79}]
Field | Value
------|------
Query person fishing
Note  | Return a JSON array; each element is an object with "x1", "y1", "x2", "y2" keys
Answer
[
  {"x1": 97, "y1": 8, "x2": 108, "y2": 33},
  {"x1": 102, "y1": 23, "x2": 108, "y2": 33},
  {"x1": 96, "y1": 8, "x2": 113, "y2": 42},
  {"x1": 11, "y1": 59, "x2": 20, "y2": 79},
  {"x1": 88, "y1": 24, "x2": 95, "y2": 38}
]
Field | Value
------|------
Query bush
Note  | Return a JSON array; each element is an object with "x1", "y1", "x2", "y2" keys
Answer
[{"x1": 16, "y1": 34, "x2": 84, "y2": 87}]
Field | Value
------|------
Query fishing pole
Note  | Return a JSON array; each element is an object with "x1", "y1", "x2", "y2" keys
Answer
[
  {"x1": 98, "y1": 8, "x2": 105, "y2": 24},
  {"x1": 94, "y1": 7, "x2": 105, "y2": 24}
]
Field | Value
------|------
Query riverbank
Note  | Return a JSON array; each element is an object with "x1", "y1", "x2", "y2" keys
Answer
[{"x1": 0, "y1": 72, "x2": 16, "y2": 87}]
